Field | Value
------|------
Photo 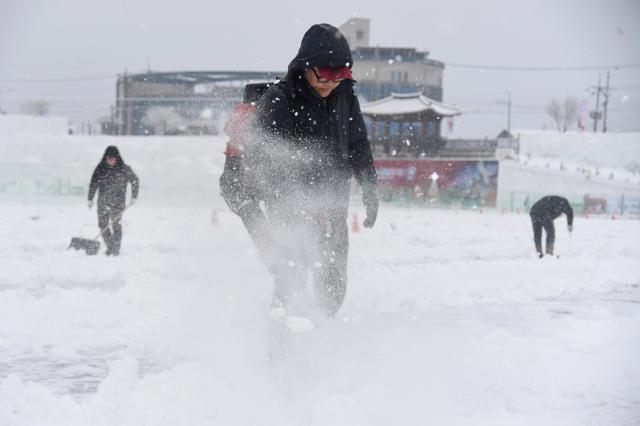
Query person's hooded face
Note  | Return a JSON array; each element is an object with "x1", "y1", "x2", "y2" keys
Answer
[
  {"x1": 287, "y1": 24, "x2": 354, "y2": 97},
  {"x1": 102, "y1": 145, "x2": 122, "y2": 167}
]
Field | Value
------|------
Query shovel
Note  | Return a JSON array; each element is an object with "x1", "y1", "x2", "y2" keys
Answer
[{"x1": 68, "y1": 205, "x2": 128, "y2": 255}]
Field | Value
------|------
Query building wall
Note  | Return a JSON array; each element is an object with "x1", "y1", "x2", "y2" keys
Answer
[
  {"x1": 126, "y1": 81, "x2": 192, "y2": 97},
  {"x1": 351, "y1": 49, "x2": 445, "y2": 102},
  {"x1": 115, "y1": 73, "x2": 250, "y2": 135},
  {"x1": 353, "y1": 60, "x2": 444, "y2": 102},
  {"x1": 339, "y1": 18, "x2": 370, "y2": 49},
  {"x1": 353, "y1": 60, "x2": 443, "y2": 87}
]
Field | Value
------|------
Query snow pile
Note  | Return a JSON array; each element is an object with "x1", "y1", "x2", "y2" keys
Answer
[
  {"x1": 516, "y1": 130, "x2": 640, "y2": 173},
  {"x1": 0, "y1": 134, "x2": 227, "y2": 205},
  {"x1": 0, "y1": 114, "x2": 70, "y2": 136},
  {"x1": 497, "y1": 131, "x2": 640, "y2": 210}
]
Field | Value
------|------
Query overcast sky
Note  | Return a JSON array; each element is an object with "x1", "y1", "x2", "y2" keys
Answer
[{"x1": 1, "y1": 0, "x2": 639, "y2": 137}]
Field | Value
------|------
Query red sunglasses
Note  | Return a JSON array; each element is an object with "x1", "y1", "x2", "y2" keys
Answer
[{"x1": 311, "y1": 66, "x2": 352, "y2": 83}]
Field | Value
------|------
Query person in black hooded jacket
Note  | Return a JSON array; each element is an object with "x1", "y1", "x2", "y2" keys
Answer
[
  {"x1": 220, "y1": 23, "x2": 378, "y2": 317},
  {"x1": 529, "y1": 195, "x2": 573, "y2": 258},
  {"x1": 88, "y1": 146, "x2": 139, "y2": 256}
]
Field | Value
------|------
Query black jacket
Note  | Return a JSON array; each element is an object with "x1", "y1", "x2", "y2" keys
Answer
[
  {"x1": 254, "y1": 23, "x2": 376, "y2": 195},
  {"x1": 88, "y1": 146, "x2": 139, "y2": 207},
  {"x1": 530, "y1": 195, "x2": 573, "y2": 225},
  {"x1": 220, "y1": 23, "x2": 376, "y2": 224}
]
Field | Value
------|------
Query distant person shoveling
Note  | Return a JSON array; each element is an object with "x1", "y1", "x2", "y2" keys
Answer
[
  {"x1": 68, "y1": 146, "x2": 138, "y2": 256},
  {"x1": 529, "y1": 195, "x2": 573, "y2": 258}
]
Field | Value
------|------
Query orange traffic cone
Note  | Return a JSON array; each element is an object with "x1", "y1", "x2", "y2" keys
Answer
[{"x1": 351, "y1": 213, "x2": 360, "y2": 233}]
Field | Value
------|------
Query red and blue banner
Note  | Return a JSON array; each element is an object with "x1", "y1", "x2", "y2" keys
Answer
[{"x1": 373, "y1": 159, "x2": 500, "y2": 207}]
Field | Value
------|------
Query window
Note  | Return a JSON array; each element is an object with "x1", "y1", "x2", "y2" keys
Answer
[{"x1": 356, "y1": 30, "x2": 364, "y2": 40}]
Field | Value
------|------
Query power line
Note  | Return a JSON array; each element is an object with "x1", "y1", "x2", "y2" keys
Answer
[
  {"x1": 461, "y1": 106, "x2": 640, "y2": 115},
  {"x1": 446, "y1": 62, "x2": 640, "y2": 71}
]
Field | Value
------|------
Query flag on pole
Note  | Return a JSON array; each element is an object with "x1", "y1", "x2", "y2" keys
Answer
[{"x1": 578, "y1": 99, "x2": 588, "y2": 132}]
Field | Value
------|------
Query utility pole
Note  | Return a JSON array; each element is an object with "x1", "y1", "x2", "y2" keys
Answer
[
  {"x1": 602, "y1": 70, "x2": 611, "y2": 133},
  {"x1": 495, "y1": 91, "x2": 512, "y2": 132},
  {"x1": 592, "y1": 74, "x2": 601, "y2": 132},
  {"x1": 507, "y1": 90, "x2": 512, "y2": 133}
]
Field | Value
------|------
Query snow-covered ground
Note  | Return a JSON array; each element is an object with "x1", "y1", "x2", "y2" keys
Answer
[
  {"x1": 1, "y1": 201, "x2": 639, "y2": 425},
  {"x1": 1, "y1": 126, "x2": 639, "y2": 424}
]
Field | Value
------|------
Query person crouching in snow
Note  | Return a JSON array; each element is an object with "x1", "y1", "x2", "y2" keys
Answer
[
  {"x1": 88, "y1": 146, "x2": 139, "y2": 256},
  {"x1": 529, "y1": 195, "x2": 573, "y2": 258},
  {"x1": 220, "y1": 23, "x2": 378, "y2": 318}
]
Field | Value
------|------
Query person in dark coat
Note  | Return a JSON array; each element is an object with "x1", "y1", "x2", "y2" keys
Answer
[
  {"x1": 529, "y1": 195, "x2": 573, "y2": 258},
  {"x1": 220, "y1": 23, "x2": 378, "y2": 317},
  {"x1": 88, "y1": 146, "x2": 139, "y2": 256}
]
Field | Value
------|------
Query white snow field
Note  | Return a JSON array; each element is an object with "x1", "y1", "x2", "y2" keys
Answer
[{"x1": 1, "y1": 128, "x2": 639, "y2": 425}]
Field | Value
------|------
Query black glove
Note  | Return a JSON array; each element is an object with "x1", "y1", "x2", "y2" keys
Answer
[
  {"x1": 237, "y1": 201, "x2": 263, "y2": 222},
  {"x1": 362, "y1": 186, "x2": 379, "y2": 229}
]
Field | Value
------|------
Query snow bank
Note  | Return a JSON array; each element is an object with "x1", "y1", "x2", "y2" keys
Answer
[
  {"x1": 515, "y1": 130, "x2": 640, "y2": 172},
  {"x1": 497, "y1": 160, "x2": 640, "y2": 211},
  {"x1": 0, "y1": 134, "x2": 228, "y2": 206},
  {"x1": 496, "y1": 131, "x2": 640, "y2": 211},
  {"x1": 0, "y1": 114, "x2": 70, "y2": 136}
]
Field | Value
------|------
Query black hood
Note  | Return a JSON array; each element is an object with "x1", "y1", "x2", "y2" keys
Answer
[
  {"x1": 101, "y1": 145, "x2": 124, "y2": 167},
  {"x1": 287, "y1": 24, "x2": 353, "y2": 77}
]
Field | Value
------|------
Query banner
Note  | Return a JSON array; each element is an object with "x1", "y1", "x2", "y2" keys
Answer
[{"x1": 374, "y1": 159, "x2": 499, "y2": 207}]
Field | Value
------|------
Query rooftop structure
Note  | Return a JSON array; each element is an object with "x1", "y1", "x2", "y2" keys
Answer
[
  {"x1": 360, "y1": 92, "x2": 464, "y2": 157},
  {"x1": 360, "y1": 92, "x2": 461, "y2": 119}
]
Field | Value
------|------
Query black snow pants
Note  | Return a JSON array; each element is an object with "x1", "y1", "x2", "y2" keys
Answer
[
  {"x1": 98, "y1": 203, "x2": 124, "y2": 255},
  {"x1": 530, "y1": 214, "x2": 555, "y2": 255}
]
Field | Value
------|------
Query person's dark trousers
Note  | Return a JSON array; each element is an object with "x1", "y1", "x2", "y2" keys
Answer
[
  {"x1": 310, "y1": 180, "x2": 350, "y2": 317},
  {"x1": 98, "y1": 204, "x2": 124, "y2": 255},
  {"x1": 313, "y1": 216, "x2": 348, "y2": 317},
  {"x1": 268, "y1": 216, "x2": 348, "y2": 318},
  {"x1": 531, "y1": 215, "x2": 555, "y2": 256}
]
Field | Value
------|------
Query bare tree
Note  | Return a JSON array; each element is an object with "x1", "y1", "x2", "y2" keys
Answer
[
  {"x1": 21, "y1": 99, "x2": 51, "y2": 116},
  {"x1": 546, "y1": 97, "x2": 579, "y2": 133},
  {"x1": 562, "y1": 97, "x2": 579, "y2": 132},
  {"x1": 546, "y1": 98, "x2": 563, "y2": 132}
]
